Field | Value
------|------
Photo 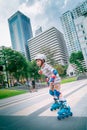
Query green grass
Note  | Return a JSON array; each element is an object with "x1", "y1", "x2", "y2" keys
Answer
[
  {"x1": 0, "y1": 77, "x2": 77, "y2": 99},
  {"x1": 61, "y1": 77, "x2": 77, "y2": 84},
  {"x1": 0, "y1": 89, "x2": 27, "y2": 99}
]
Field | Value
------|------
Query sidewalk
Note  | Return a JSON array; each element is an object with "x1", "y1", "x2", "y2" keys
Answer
[{"x1": 0, "y1": 87, "x2": 48, "y2": 107}]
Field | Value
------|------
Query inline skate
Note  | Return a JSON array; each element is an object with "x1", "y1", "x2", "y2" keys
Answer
[
  {"x1": 57, "y1": 101, "x2": 73, "y2": 120},
  {"x1": 50, "y1": 98, "x2": 61, "y2": 111}
]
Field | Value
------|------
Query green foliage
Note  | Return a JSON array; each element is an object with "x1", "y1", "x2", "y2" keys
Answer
[
  {"x1": 70, "y1": 51, "x2": 86, "y2": 73},
  {"x1": 54, "y1": 64, "x2": 67, "y2": 77},
  {"x1": 0, "y1": 48, "x2": 42, "y2": 82},
  {"x1": 28, "y1": 60, "x2": 41, "y2": 80},
  {"x1": 2, "y1": 48, "x2": 29, "y2": 81},
  {"x1": 0, "y1": 73, "x2": 5, "y2": 84}
]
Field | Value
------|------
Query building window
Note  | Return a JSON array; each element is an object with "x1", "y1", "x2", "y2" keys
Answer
[
  {"x1": 83, "y1": 30, "x2": 85, "y2": 34},
  {"x1": 84, "y1": 37, "x2": 87, "y2": 40},
  {"x1": 81, "y1": 25, "x2": 83, "y2": 28}
]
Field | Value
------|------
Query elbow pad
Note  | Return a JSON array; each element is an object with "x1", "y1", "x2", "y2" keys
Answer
[
  {"x1": 49, "y1": 77, "x2": 55, "y2": 82},
  {"x1": 53, "y1": 69, "x2": 58, "y2": 75}
]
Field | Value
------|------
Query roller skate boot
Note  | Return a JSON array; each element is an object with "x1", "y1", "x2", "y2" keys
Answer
[
  {"x1": 57, "y1": 101, "x2": 73, "y2": 120},
  {"x1": 50, "y1": 98, "x2": 61, "y2": 111}
]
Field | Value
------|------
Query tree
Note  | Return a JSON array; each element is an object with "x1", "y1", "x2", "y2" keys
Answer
[
  {"x1": 28, "y1": 60, "x2": 41, "y2": 80},
  {"x1": 69, "y1": 51, "x2": 87, "y2": 73},
  {"x1": 2, "y1": 48, "x2": 30, "y2": 81},
  {"x1": 54, "y1": 64, "x2": 67, "y2": 77}
]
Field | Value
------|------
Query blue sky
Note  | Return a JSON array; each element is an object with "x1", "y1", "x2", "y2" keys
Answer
[{"x1": 0, "y1": 0, "x2": 85, "y2": 47}]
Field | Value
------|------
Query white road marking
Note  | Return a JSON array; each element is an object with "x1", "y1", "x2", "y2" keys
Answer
[
  {"x1": 13, "y1": 97, "x2": 52, "y2": 116},
  {"x1": 39, "y1": 86, "x2": 87, "y2": 117}
]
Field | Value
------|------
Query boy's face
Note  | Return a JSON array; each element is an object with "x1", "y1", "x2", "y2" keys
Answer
[{"x1": 36, "y1": 59, "x2": 42, "y2": 67}]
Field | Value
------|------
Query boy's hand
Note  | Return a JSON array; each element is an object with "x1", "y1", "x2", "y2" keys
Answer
[
  {"x1": 38, "y1": 70, "x2": 43, "y2": 75},
  {"x1": 45, "y1": 77, "x2": 49, "y2": 82}
]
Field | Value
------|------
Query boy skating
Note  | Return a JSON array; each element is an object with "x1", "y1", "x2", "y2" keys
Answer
[{"x1": 35, "y1": 54, "x2": 72, "y2": 120}]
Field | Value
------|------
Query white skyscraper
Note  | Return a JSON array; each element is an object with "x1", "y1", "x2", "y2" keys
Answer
[
  {"x1": 28, "y1": 27, "x2": 68, "y2": 65},
  {"x1": 74, "y1": 16, "x2": 87, "y2": 67},
  {"x1": 61, "y1": 11, "x2": 81, "y2": 57},
  {"x1": 61, "y1": 0, "x2": 87, "y2": 66}
]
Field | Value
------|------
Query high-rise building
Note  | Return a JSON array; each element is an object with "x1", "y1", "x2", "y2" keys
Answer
[
  {"x1": 61, "y1": 11, "x2": 81, "y2": 57},
  {"x1": 28, "y1": 27, "x2": 68, "y2": 65},
  {"x1": 8, "y1": 11, "x2": 33, "y2": 60},
  {"x1": 61, "y1": 0, "x2": 87, "y2": 66},
  {"x1": 74, "y1": 16, "x2": 87, "y2": 67},
  {"x1": 35, "y1": 26, "x2": 42, "y2": 36},
  {"x1": 72, "y1": 1, "x2": 87, "y2": 19}
]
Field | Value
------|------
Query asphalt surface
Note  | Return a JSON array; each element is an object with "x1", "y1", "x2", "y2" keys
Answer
[{"x1": 0, "y1": 79, "x2": 87, "y2": 130}]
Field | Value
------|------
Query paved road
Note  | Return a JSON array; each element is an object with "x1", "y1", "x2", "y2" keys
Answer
[{"x1": 0, "y1": 79, "x2": 87, "y2": 130}]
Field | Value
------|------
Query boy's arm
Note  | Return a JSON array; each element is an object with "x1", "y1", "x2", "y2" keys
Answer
[{"x1": 49, "y1": 69, "x2": 58, "y2": 83}]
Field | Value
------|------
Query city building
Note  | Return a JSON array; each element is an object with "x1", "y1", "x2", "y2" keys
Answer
[
  {"x1": 74, "y1": 16, "x2": 87, "y2": 67},
  {"x1": 8, "y1": 11, "x2": 33, "y2": 60},
  {"x1": 35, "y1": 26, "x2": 42, "y2": 36},
  {"x1": 67, "y1": 64, "x2": 76, "y2": 77},
  {"x1": 61, "y1": 11, "x2": 81, "y2": 57},
  {"x1": 72, "y1": 0, "x2": 87, "y2": 19},
  {"x1": 61, "y1": 0, "x2": 87, "y2": 66},
  {"x1": 28, "y1": 27, "x2": 68, "y2": 66}
]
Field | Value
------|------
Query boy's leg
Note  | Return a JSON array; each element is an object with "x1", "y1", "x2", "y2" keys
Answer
[
  {"x1": 49, "y1": 85, "x2": 61, "y2": 111},
  {"x1": 54, "y1": 84, "x2": 73, "y2": 119},
  {"x1": 54, "y1": 83, "x2": 65, "y2": 101},
  {"x1": 49, "y1": 85, "x2": 54, "y2": 96}
]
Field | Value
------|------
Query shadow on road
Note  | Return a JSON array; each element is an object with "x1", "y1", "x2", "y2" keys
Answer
[{"x1": 0, "y1": 115, "x2": 87, "y2": 130}]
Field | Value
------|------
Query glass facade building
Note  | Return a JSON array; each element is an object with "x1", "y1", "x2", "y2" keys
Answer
[
  {"x1": 8, "y1": 11, "x2": 33, "y2": 60},
  {"x1": 35, "y1": 26, "x2": 42, "y2": 36}
]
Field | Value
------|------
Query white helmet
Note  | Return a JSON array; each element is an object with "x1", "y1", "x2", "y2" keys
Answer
[{"x1": 35, "y1": 54, "x2": 46, "y2": 61}]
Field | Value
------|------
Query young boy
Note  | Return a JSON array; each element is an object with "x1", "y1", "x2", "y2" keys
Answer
[
  {"x1": 35, "y1": 54, "x2": 73, "y2": 119},
  {"x1": 35, "y1": 53, "x2": 65, "y2": 101}
]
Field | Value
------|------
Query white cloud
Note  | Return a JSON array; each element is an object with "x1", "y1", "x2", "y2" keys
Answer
[
  {"x1": 0, "y1": 0, "x2": 21, "y2": 46},
  {"x1": 18, "y1": 0, "x2": 63, "y2": 36},
  {"x1": 0, "y1": 22, "x2": 11, "y2": 47},
  {"x1": 61, "y1": 0, "x2": 70, "y2": 10},
  {"x1": 0, "y1": 0, "x2": 84, "y2": 47},
  {"x1": 18, "y1": 0, "x2": 48, "y2": 35}
]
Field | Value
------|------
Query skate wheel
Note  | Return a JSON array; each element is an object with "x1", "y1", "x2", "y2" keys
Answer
[
  {"x1": 66, "y1": 115, "x2": 69, "y2": 118},
  {"x1": 70, "y1": 112, "x2": 73, "y2": 116},
  {"x1": 50, "y1": 108, "x2": 53, "y2": 111},
  {"x1": 62, "y1": 116, "x2": 65, "y2": 119},
  {"x1": 57, "y1": 116, "x2": 61, "y2": 120}
]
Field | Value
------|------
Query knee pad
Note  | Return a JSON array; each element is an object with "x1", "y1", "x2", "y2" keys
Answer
[
  {"x1": 49, "y1": 90, "x2": 54, "y2": 96},
  {"x1": 54, "y1": 90, "x2": 61, "y2": 97}
]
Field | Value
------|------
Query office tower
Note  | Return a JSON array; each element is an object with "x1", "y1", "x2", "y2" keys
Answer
[
  {"x1": 8, "y1": 11, "x2": 33, "y2": 60},
  {"x1": 72, "y1": 0, "x2": 87, "y2": 19},
  {"x1": 61, "y1": 11, "x2": 81, "y2": 57},
  {"x1": 35, "y1": 26, "x2": 42, "y2": 36},
  {"x1": 61, "y1": 0, "x2": 87, "y2": 66},
  {"x1": 28, "y1": 27, "x2": 68, "y2": 66},
  {"x1": 73, "y1": 0, "x2": 87, "y2": 67},
  {"x1": 74, "y1": 16, "x2": 87, "y2": 67}
]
